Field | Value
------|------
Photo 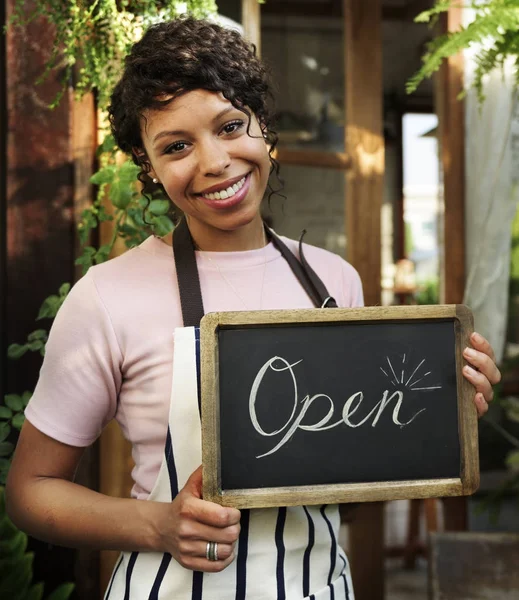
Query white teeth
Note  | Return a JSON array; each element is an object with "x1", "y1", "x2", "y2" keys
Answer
[{"x1": 202, "y1": 176, "x2": 246, "y2": 200}]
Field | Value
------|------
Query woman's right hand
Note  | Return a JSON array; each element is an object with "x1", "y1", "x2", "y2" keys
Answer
[{"x1": 162, "y1": 466, "x2": 241, "y2": 572}]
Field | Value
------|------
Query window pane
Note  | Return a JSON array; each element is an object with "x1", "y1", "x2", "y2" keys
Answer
[
  {"x1": 266, "y1": 164, "x2": 345, "y2": 255},
  {"x1": 261, "y1": 6, "x2": 345, "y2": 153}
]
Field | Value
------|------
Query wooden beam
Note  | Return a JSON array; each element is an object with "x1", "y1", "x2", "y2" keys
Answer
[
  {"x1": 436, "y1": 5, "x2": 468, "y2": 534},
  {"x1": 345, "y1": 0, "x2": 384, "y2": 307},
  {"x1": 344, "y1": 2, "x2": 384, "y2": 599},
  {"x1": 242, "y1": 0, "x2": 261, "y2": 55},
  {"x1": 439, "y1": 7, "x2": 465, "y2": 306}
]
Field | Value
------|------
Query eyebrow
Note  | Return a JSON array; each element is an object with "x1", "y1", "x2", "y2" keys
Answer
[{"x1": 151, "y1": 106, "x2": 239, "y2": 145}]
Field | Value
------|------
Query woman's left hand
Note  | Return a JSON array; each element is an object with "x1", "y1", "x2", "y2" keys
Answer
[{"x1": 462, "y1": 332, "x2": 501, "y2": 417}]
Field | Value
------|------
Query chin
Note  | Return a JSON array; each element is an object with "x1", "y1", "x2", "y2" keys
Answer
[{"x1": 213, "y1": 206, "x2": 263, "y2": 232}]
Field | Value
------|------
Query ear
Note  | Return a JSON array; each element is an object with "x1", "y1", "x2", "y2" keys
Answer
[{"x1": 132, "y1": 147, "x2": 157, "y2": 180}]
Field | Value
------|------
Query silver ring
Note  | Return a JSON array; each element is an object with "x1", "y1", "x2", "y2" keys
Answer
[{"x1": 206, "y1": 541, "x2": 218, "y2": 561}]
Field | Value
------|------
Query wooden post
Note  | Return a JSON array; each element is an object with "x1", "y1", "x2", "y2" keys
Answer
[
  {"x1": 344, "y1": 1, "x2": 385, "y2": 599},
  {"x1": 345, "y1": 0, "x2": 384, "y2": 308},
  {"x1": 437, "y1": 5, "x2": 468, "y2": 533},
  {"x1": 242, "y1": 0, "x2": 261, "y2": 55},
  {"x1": 439, "y1": 7, "x2": 466, "y2": 306}
]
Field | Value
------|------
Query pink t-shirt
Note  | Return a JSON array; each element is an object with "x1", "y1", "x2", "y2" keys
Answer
[{"x1": 26, "y1": 235, "x2": 363, "y2": 499}]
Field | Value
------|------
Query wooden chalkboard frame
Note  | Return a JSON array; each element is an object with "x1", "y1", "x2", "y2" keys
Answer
[{"x1": 201, "y1": 305, "x2": 479, "y2": 508}]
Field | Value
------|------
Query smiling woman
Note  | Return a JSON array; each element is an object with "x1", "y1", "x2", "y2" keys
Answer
[
  {"x1": 140, "y1": 90, "x2": 271, "y2": 250},
  {"x1": 5, "y1": 14, "x2": 501, "y2": 600}
]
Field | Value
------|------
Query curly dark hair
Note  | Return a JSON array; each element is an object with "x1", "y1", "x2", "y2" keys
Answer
[{"x1": 108, "y1": 16, "x2": 279, "y2": 173}]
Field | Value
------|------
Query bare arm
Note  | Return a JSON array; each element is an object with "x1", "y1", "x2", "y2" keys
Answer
[{"x1": 6, "y1": 421, "x2": 240, "y2": 572}]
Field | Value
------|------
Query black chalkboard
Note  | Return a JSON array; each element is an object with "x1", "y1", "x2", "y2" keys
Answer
[{"x1": 201, "y1": 306, "x2": 479, "y2": 508}]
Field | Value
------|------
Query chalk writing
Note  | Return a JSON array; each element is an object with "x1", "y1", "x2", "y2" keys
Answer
[{"x1": 249, "y1": 356, "x2": 434, "y2": 458}]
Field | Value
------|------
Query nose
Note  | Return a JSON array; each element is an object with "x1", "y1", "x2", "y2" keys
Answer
[{"x1": 198, "y1": 137, "x2": 231, "y2": 177}]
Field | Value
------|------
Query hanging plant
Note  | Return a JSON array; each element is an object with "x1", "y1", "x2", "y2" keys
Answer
[
  {"x1": 407, "y1": 0, "x2": 519, "y2": 103},
  {"x1": 8, "y1": 0, "x2": 218, "y2": 108}
]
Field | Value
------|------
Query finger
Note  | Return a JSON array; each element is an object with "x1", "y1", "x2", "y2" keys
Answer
[
  {"x1": 463, "y1": 347, "x2": 501, "y2": 386},
  {"x1": 183, "y1": 465, "x2": 203, "y2": 499},
  {"x1": 178, "y1": 540, "x2": 235, "y2": 561},
  {"x1": 180, "y1": 496, "x2": 241, "y2": 529},
  {"x1": 474, "y1": 392, "x2": 488, "y2": 418},
  {"x1": 463, "y1": 365, "x2": 494, "y2": 403},
  {"x1": 177, "y1": 512, "x2": 241, "y2": 543},
  {"x1": 470, "y1": 332, "x2": 497, "y2": 363},
  {"x1": 177, "y1": 550, "x2": 236, "y2": 573}
]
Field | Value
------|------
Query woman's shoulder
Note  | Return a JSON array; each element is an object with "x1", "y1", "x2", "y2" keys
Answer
[{"x1": 85, "y1": 236, "x2": 173, "y2": 288}]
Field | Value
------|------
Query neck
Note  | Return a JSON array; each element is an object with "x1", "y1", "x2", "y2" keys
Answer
[{"x1": 174, "y1": 214, "x2": 267, "y2": 252}]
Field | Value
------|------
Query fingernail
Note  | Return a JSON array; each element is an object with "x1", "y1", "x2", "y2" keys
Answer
[
  {"x1": 464, "y1": 365, "x2": 476, "y2": 376},
  {"x1": 472, "y1": 332, "x2": 483, "y2": 343},
  {"x1": 464, "y1": 348, "x2": 476, "y2": 358}
]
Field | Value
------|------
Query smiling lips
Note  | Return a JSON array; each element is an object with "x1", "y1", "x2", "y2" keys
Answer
[
  {"x1": 197, "y1": 173, "x2": 251, "y2": 209},
  {"x1": 200, "y1": 175, "x2": 247, "y2": 200}
]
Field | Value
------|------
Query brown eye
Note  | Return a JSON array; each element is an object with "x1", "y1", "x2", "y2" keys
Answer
[
  {"x1": 164, "y1": 141, "x2": 188, "y2": 154},
  {"x1": 222, "y1": 120, "x2": 244, "y2": 135}
]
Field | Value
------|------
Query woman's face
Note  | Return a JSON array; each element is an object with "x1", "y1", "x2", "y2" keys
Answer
[{"x1": 141, "y1": 89, "x2": 271, "y2": 248}]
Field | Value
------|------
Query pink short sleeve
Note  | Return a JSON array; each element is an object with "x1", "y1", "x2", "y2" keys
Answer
[{"x1": 25, "y1": 272, "x2": 122, "y2": 447}]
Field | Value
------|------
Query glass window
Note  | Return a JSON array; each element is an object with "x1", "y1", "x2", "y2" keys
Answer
[
  {"x1": 261, "y1": 4, "x2": 345, "y2": 153},
  {"x1": 266, "y1": 164, "x2": 345, "y2": 255}
]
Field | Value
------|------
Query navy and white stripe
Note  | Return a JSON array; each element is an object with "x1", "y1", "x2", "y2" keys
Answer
[{"x1": 104, "y1": 327, "x2": 354, "y2": 599}]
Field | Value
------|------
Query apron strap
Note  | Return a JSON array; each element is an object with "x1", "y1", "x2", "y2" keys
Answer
[
  {"x1": 172, "y1": 217, "x2": 205, "y2": 327},
  {"x1": 172, "y1": 217, "x2": 337, "y2": 327},
  {"x1": 268, "y1": 228, "x2": 338, "y2": 309}
]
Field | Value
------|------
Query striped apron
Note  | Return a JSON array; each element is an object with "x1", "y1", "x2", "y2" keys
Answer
[{"x1": 104, "y1": 219, "x2": 355, "y2": 599}]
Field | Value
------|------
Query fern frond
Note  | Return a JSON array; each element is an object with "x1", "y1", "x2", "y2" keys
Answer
[{"x1": 408, "y1": 1, "x2": 519, "y2": 97}]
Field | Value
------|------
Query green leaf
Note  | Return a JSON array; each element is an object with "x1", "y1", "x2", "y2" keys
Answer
[
  {"x1": 118, "y1": 160, "x2": 140, "y2": 183},
  {"x1": 37, "y1": 295, "x2": 62, "y2": 320},
  {"x1": 90, "y1": 165, "x2": 116, "y2": 185},
  {"x1": 45, "y1": 582, "x2": 75, "y2": 600},
  {"x1": 0, "y1": 422, "x2": 11, "y2": 443},
  {"x1": 148, "y1": 199, "x2": 170, "y2": 216},
  {"x1": 59, "y1": 283, "x2": 70, "y2": 297},
  {"x1": 0, "y1": 552, "x2": 33, "y2": 600},
  {"x1": 0, "y1": 458, "x2": 10, "y2": 485},
  {"x1": 96, "y1": 205, "x2": 113, "y2": 222},
  {"x1": 109, "y1": 179, "x2": 133, "y2": 209},
  {"x1": 74, "y1": 247, "x2": 97, "y2": 274},
  {"x1": 0, "y1": 528, "x2": 28, "y2": 559},
  {"x1": 4, "y1": 395, "x2": 23, "y2": 412},
  {"x1": 96, "y1": 134, "x2": 117, "y2": 158},
  {"x1": 27, "y1": 330, "x2": 48, "y2": 342},
  {"x1": 21, "y1": 392, "x2": 32, "y2": 407},
  {"x1": 151, "y1": 215, "x2": 175, "y2": 238},
  {"x1": 11, "y1": 414, "x2": 25, "y2": 431},
  {"x1": 0, "y1": 407, "x2": 13, "y2": 420},
  {"x1": 0, "y1": 442, "x2": 14, "y2": 457},
  {"x1": 94, "y1": 244, "x2": 112, "y2": 264},
  {"x1": 7, "y1": 344, "x2": 27, "y2": 360},
  {"x1": 78, "y1": 210, "x2": 98, "y2": 245},
  {"x1": 26, "y1": 583, "x2": 44, "y2": 600},
  {"x1": 27, "y1": 341, "x2": 44, "y2": 352}
]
